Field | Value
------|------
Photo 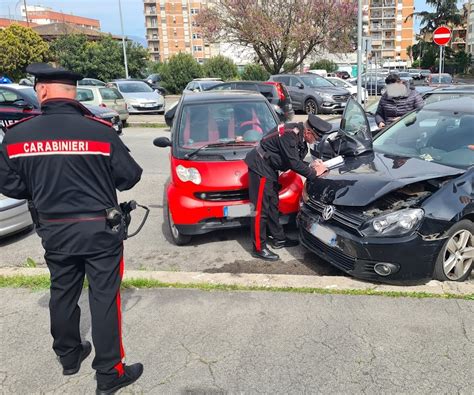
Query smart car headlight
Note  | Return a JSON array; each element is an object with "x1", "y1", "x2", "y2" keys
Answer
[
  {"x1": 175, "y1": 165, "x2": 201, "y2": 185},
  {"x1": 361, "y1": 208, "x2": 424, "y2": 237}
]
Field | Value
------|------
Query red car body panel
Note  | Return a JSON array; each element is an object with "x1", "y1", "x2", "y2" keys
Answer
[{"x1": 167, "y1": 155, "x2": 303, "y2": 226}]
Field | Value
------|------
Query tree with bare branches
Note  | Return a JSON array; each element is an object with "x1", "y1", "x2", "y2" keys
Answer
[{"x1": 196, "y1": 0, "x2": 356, "y2": 74}]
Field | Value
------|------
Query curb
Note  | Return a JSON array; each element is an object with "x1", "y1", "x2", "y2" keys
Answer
[{"x1": 1, "y1": 267, "x2": 473, "y2": 296}]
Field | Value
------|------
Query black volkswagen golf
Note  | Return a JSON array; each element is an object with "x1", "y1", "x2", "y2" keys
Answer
[{"x1": 298, "y1": 98, "x2": 473, "y2": 283}]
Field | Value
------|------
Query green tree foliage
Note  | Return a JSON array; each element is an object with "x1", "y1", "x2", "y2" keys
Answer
[
  {"x1": 406, "y1": 0, "x2": 461, "y2": 34},
  {"x1": 0, "y1": 24, "x2": 49, "y2": 81},
  {"x1": 202, "y1": 55, "x2": 238, "y2": 80},
  {"x1": 160, "y1": 53, "x2": 203, "y2": 94},
  {"x1": 50, "y1": 34, "x2": 148, "y2": 81},
  {"x1": 240, "y1": 63, "x2": 270, "y2": 81},
  {"x1": 309, "y1": 59, "x2": 338, "y2": 73}
]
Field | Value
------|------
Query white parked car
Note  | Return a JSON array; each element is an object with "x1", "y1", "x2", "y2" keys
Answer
[
  {"x1": 76, "y1": 86, "x2": 129, "y2": 122},
  {"x1": 0, "y1": 130, "x2": 33, "y2": 238},
  {"x1": 108, "y1": 80, "x2": 165, "y2": 114},
  {"x1": 327, "y1": 76, "x2": 368, "y2": 102},
  {"x1": 183, "y1": 78, "x2": 223, "y2": 93}
]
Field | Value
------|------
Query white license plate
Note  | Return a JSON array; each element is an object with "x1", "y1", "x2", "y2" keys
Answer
[
  {"x1": 309, "y1": 222, "x2": 337, "y2": 246},
  {"x1": 341, "y1": 102, "x2": 346, "y2": 107},
  {"x1": 143, "y1": 103, "x2": 156, "y2": 108},
  {"x1": 224, "y1": 204, "x2": 252, "y2": 218}
]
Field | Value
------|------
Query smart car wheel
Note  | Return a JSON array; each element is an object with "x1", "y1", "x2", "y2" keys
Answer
[
  {"x1": 304, "y1": 99, "x2": 318, "y2": 115},
  {"x1": 164, "y1": 203, "x2": 192, "y2": 246},
  {"x1": 433, "y1": 220, "x2": 474, "y2": 282}
]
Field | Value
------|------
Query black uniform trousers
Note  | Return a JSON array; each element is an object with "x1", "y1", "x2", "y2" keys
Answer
[
  {"x1": 45, "y1": 243, "x2": 125, "y2": 381},
  {"x1": 249, "y1": 169, "x2": 286, "y2": 251}
]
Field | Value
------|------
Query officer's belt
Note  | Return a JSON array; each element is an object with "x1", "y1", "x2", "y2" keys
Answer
[{"x1": 38, "y1": 211, "x2": 106, "y2": 221}]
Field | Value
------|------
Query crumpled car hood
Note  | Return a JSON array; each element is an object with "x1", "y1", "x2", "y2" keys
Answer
[{"x1": 306, "y1": 151, "x2": 465, "y2": 206}]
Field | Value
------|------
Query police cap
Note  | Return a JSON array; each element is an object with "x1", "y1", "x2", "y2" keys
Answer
[
  {"x1": 26, "y1": 63, "x2": 83, "y2": 86},
  {"x1": 307, "y1": 114, "x2": 332, "y2": 136}
]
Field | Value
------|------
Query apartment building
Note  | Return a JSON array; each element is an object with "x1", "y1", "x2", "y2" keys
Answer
[
  {"x1": 21, "y1": 5, "x2": 100, "y2": 30},
  {"x1": 363, "y1": 0, "x2": 414, "y2": 65},
  {"x1": 467, "y1": 0, "x2": 474, "y2": 59},
  {"x1": 144, "y1": 0, "x2": 211, "y2": 63}
]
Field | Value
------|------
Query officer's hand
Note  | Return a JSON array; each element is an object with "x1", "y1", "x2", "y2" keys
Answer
[
  {"x1": 378, "y1": 122, "x2": 386, "y2": 129},
  {"x1": 468, "y1": 145, "x2": 474, "y2": 150},
  {"x1": 311, "y1": 160, "x2": 328, "y2": 176}
]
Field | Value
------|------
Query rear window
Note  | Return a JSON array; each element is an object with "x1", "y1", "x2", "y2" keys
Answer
[
  {"x1": 178, "y1": 101, "x2": 278, "y2": 150},
  {"x1": 99, "y1": 88, "x2": 123, "y2": 100},
  {"x1": 76, "y1": 88, "x2": 94, "y2": 102},
  {"x1": 257, "y1": 84, "x2": 276, "y2": 100}
]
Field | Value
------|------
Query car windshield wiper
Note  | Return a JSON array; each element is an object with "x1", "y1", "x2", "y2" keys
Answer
[{"x1": 184, "y1": 141, "x2": 254, "y2": 159}]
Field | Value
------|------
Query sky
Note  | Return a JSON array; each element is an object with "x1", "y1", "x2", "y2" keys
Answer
[{"x1": 0, "y1": 0, "x2": 466, "y2": 44}]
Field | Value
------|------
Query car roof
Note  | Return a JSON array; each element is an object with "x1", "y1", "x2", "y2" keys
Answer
[
  {"x1": 431, "y1": 84, "x2": 474, "y2": 92},
  {"x1": 423, "y1": 97, "x2": 474, "y2": 113},
  {"x1": 1, "y1": 84, "x2": 30, "y2": 90},
  {"x1": 193, "y1": 78, "x2": 223, "y2": 81},
  {"x1": 181, "y1": 90, "x2": 267, "y2": 103},
  {"x1": 112, "y1": 79, "x2": 147, "y2": 83}
]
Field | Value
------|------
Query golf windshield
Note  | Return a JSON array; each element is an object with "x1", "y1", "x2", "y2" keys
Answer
[
  {"x1": 374, "y1": 105, "x2": 474, "y2": 169},
  {"x1": 430, "y1": 75, "x2": 453, "y2": 84},
  {"x1": 178, "y1": 101, "x2": 278, "y2": 150},
  {"x1": 117, "y1": 82, "x2": 153, "y2": 93}
]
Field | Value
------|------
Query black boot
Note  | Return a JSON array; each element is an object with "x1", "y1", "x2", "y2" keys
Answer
[
  {"x1": 251, "y1": 247, "x2": 280, "y2": 261},
  {"x1": 96, "y1": 363, "x2": 144, "y2": 395},
  {"x1": 62, "y1": 341, "x2": 92, "y2": 376},
  {"x1": 270, "y1": 237, "x2": 299, "y2": 249}
]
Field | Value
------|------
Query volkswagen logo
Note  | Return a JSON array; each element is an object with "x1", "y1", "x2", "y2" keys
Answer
[{"x1": 322, "y1": 205, "x2": 336, "y2": 221}]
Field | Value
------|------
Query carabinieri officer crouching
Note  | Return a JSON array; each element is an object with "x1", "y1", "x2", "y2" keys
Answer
[
  {"x1": 245, "y1": 114, "x2": 332, "y2": 261},
  {"x1": 0, "y1": 63, "x2": 143, "y2": 394}
]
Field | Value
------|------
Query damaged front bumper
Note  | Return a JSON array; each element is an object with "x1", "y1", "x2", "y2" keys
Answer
[{"x1": 298, "y1": 205, "x2": 446, "y2": 283}]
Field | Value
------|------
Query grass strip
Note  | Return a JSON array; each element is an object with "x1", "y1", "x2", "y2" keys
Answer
[{"x1": 1, "y1": 274, "x2": 473, "y2": 300}]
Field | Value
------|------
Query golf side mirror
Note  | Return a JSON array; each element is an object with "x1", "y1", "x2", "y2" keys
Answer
[{"x1": 153, "y1": 137, "x2": 172, "y2": 147}]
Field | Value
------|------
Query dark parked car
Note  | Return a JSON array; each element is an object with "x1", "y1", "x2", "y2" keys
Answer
[
  {"x1": 207, "y1": 80, "x2": 294, "y2": 122},
  {"x1": 336, "y1": 71, "x2": 351, "y2": 80},
  {"x1": 0, "y1": 84, "x2": 122, "y2": 134},
  {"x1": 269, "y1": 73, "x2": 350, "y2": 115},
  {"x1": 350, "y1": 75, "x2": 386, "y2": 96},
  {"x1": 299, "y1": 98, "x2": 473, "y2": 283},
  {"x1": 144, "y1": 74, "x2": 166, "y2": 95}
]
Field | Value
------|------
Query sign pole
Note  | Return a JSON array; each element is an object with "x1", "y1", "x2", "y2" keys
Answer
[
  {"x1": 356, "y1": 0, "x2": 363, "y2": 105},
  {"x1": 439, "y1": 45, "x2": 442, "y2": 81}
]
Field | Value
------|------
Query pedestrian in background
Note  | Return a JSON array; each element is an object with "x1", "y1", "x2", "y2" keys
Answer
[
  {"x1": 376, "y1": 73, "x2": 424, "y2": 129},
  {"x1": 0, "y1": 63, "x2": 143, "y2": 394}
]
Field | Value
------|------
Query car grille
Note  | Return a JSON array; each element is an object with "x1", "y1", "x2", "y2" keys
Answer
[
  {"x1": 133, "y1": 104, "x2": 162, "y2": 110},
  {"x1": 194, "y1": 189, "x2": 249, "y2": 202},
  {"x1": 332, "y1": 94, "x2": 350, "y2": 102},
  {"x1": 306, "y1": 199, "x2": 365, "y2": 235},
  {"x1": 301, "y1": 228, "x2": 355, "y2": 272}
]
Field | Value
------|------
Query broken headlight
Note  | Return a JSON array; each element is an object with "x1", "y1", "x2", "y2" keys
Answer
[{"x1": 361, "y1": 208, "x2": 424, "y2": 237}]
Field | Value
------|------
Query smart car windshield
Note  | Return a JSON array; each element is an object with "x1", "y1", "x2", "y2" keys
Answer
[
  {"x1": 374, "y1": 106, "x2": 474, "y2": 169},
  {"x1": 178, "y1": 101, "x2": 278, "y2": 150}
]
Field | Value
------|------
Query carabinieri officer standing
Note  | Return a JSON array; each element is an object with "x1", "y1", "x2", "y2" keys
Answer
[
  {"x1": 0, "y1": 63, "x2": 143, "y2": 394},
  {"x1": 245, "y1": 115, "x2": 332, "y2": 261}
]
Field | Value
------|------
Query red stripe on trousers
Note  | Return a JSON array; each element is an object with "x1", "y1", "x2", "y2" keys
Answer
[
  {"x1": 114, "y1": 255, "x2": 125, "y2": 377},
  {"x1": 255, "y1": 177, "x2": 267, "y2": 251}
]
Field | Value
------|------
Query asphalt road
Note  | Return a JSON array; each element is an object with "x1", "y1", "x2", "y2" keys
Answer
[{"x1": 1, "y1": 288, "x2": 473, "y2": 394}]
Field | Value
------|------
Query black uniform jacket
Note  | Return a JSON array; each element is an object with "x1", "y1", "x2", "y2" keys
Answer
[
  {"x1": 0, "y1": 99, "x2": 143, "y2": 254},
  {"x1": 244, "y1": 127, "x2": 317, "y2": 182}
]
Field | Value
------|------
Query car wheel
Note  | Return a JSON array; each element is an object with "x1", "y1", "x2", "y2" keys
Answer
[
  {"x1": 304, "y1": 99, "x2": 318, "y2": 115},
  {"x1": 433, "y1": 220, "x2": 474, "y2": 282},
  {"x1": 164, "y1": 202, "x2": 192, "y2": 246}
]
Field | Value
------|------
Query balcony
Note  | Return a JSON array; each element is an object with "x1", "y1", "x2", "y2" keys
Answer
[
  {"x1": 145, "y1": 8, "x2": 157, "y2": 15},
  {"x1": 383, "y1": 13, "x2": 395, "y2": 19},
  {"x1": 371, "y1": 25, "x2": 382, "y2": 31},
  {"x1": 143, "y1": 0, "x2": 155, "y2": 3}
]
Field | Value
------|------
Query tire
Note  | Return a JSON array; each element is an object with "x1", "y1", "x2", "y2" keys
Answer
[
  {"x1": 163, "y1": 201, "x2": 192, "y2": 246},
  {"x1": 304, "y1": 98, "x2": 319, "y2": 115},
  {"x1": 433, "y1": 219, "x2": 474, "y2": 282}
]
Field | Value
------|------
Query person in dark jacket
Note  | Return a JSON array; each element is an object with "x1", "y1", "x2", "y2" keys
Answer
[
  {"x1": 375, "y1": 73, "x2": 424, "y2": 129},
  {"x1": 245, "y1": 115, "x2": 330, "y2": 261},
  {"x1": 0, "y1": 63, "x2": 143, "y2": 394}
]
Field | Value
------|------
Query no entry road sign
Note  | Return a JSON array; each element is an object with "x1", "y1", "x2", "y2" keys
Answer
[{"x1": 433, "y1": 26, "x2": 451, "y2": 46}]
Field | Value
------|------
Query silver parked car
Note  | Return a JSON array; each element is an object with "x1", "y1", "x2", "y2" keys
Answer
[
  {"x1": 108, "y1": 80, "x2": 165, "y2": 114},
  {"x1": 0, "y1": 130, "x2": 33, "y2": 238},
  {"x1": 76, "y1": 86, "x2": 129, "y2": 122}
]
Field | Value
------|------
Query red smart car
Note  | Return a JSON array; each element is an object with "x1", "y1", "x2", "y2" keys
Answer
[{"x1": 153, "y1": 91, "x2": 303, "y2": 245}]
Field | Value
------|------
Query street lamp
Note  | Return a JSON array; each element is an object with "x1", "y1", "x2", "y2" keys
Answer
[
  {"x1": 356, "y1": 0, "x2": 363, "y2": 105},
  {"x1": 118, "y1": 0, "x2": 129, "y2": 79}
]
